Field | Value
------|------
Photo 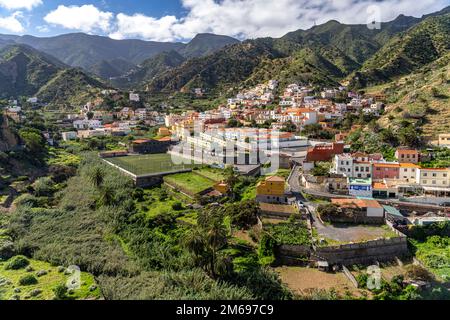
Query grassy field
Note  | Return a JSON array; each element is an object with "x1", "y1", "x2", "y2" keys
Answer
[
  {"x1": 107, "y1": 154, "x2": 197, "y2": 176},
  {"x1": 0, "y1": 257, "x2": 101, "y2": 300},
  {"x1": 194, "y1": 168, "x2": 225, "y2": 182},
  {"x1": 164, "y1": 172, "x2": 216, "y2": 195}
]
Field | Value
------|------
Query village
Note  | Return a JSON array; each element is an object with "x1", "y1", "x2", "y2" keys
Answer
[{"x1": 2, "y1": 78, "x2": 449, "y2": 297}]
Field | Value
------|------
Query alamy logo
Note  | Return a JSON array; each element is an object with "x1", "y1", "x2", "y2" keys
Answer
[
  {"x1": 367, "y1": 265, "x2": 382, "y2": 290},
  {"x1": 66, "y1": 265, "x2": 81, "y2": 290},
  {"x1": 367, "y1": 5, "x2": 382, "y2": 30}
]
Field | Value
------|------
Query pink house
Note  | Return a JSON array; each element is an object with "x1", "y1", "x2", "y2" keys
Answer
[{"x1": 373, "y1": 163, "x2": 400, "y2": 180}]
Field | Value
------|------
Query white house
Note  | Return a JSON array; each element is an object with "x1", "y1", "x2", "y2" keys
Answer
[{"x1": 61, "y1": 131, "x2": 77, "y2": 141}]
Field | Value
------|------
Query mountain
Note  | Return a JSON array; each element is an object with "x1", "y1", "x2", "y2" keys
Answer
[
  {"x1": 111, "y1": 50, "x2": 186, "y2": 89},
  {"x1": 36, "y1": 68, "x2": 108, "y2": 106},
  {"x1": 0, "y1": 44, "x2": 107, "y2": 105},
  {"x1": 0, "y1": 32, "x2": 240, "y2": 81},
  {"x1": 179, "y1": 33, "x2": 240, "y2": 58},
  {"x1": 0, "y1": 33, "x2": 185, "y2": 71},
  {"x1": 146, "y1": 39, "x2": 283, "y2": 93},
  {"x1": 0, "y1": 44, "x2": 65, "y2": 98},
  {"x1": 145, "y1": 13, "x2": 426, "y2": 93},
  {"x1": 91, "y1": 59, "x2": 136, "y2": 79},
  {"x1": 350, "y1": 14, "x2": 450, "y2": 88}
]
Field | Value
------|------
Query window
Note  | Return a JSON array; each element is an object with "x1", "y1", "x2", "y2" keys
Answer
[
  {"x1": 432, "y1": 181, "x2": 436, "y2": 185},
  {"x1": 444, "y1": 174, "x2": 447, "y2": 177},
  {"x1": 424, "y1": 173, "x2": 428, "y2": 177},
  {"x1": 423, "y1": 180, "x2": 427, "y2": 184},
  {"x1": 366, "y1": 167, "x2": 370, "y2": 172},
  {"x1": 404, "y1": 169, "x2": 407, "y2": 172}
]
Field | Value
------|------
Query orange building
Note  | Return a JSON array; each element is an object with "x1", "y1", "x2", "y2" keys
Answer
[
  {"x1": 214, "y1": 181, "x2": 230, "y2": 194},
  {"x1": 395, "y1": 148, "x2": 420, "y2": 164}
]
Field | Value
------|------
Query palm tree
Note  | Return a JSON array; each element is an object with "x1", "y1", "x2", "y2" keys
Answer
[
  {"x1": 89, "y1": 167, "x2": 105, "y2": 189},
  {"x1": 184, "y1": 206, "x2": 230, "y2": 279}
]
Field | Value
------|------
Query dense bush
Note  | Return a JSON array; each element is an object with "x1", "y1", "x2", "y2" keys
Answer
[
  {"x1": 18, "y1": 274, "x2": 38, "y2": 286},
  {"x1": 4, "y1": 255, "x2": 30, "y2": 270}
]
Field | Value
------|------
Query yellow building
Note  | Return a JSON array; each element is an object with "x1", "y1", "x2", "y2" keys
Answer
[
  {"x1": 257, "y1": 176, "x2": 286, "y2": 196},
  {"x1": 256, "y1": 176, "x2": 288, "y2": 204}
]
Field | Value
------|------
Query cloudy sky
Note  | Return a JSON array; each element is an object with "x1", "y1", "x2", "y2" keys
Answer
[{"x1": 0, "y1": 0, "x2": 449, "y2": 42}]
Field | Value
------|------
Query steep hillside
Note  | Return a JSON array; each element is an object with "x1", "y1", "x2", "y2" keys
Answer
[
  {"x1": 0, "y1": 114, "x2": 19, "y2": 152},
  {"x1": 350, "y1": 14, "x2": 450, "y2": 88},
  {"x1": 91, "y1": 59, "x2": 136, "y2": 79},
  {"x1": 111, "y1": 50, "x2": 186, "y2": 89},
  {"x1": 0, "y1": 45, "x2": 107, "y2": 105},
  {"x1": 146, "y1": 40, "x2": 283, "y2": 93},
  {"x1": 146, "y1": 10, "x2": 447, "y2": 94},
  {"x1": 36, "y1": 68, "x2": 108, "y2": 106},
  {"x1": 373, "y1": 53, "x2": 450, "y2": 137},
  {"x1": 0, "y1": 45, "x2": 65, "y2": 98}
]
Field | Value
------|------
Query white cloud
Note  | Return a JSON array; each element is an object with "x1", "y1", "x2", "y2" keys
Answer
[
  {"x1": 0, "y1": 11, "x2": 25, "y2": 33},
  {"x1": 109, "y1": 13, "x2": 178, "y2": 42},
  {"x1": 36, "y1": 25, "x2": 50, "y2": 33},
  {"x1": 109, "y1": 0, "x2": 450, "y2": 42},
  {"x1": 0, "y1": 0, "x2": 42, "y2": 11},
  {"x1": 44, "y1": 4, "x2": 113, "y2": 33}
]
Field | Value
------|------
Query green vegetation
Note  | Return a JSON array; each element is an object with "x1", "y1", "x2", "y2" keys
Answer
[
  {"x1": 0, "y1": 257, "x2": 100, "y2": 300},
  {"x1": 5, "y1": 153, "x2": 291, "y2": 300},
  {"x1": 164, "y1": 172, "x2": 215, "y2": 195},
  {"x1": 265, "y1": 221, "x2": 311, "y2": 246},
  {"x1": 351, "y1": 14, "x2": 450, "y2": 88}
]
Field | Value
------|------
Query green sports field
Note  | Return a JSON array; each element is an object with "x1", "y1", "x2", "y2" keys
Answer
[{"x1": 106, "y1": 153, "x2": 197, "y2": 176}]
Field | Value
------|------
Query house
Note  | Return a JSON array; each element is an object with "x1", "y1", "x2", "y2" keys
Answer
[
  {"x1": 331, "y1": 198, "x2": 385, "y2": 223},
  {"x1": 306, "y1": 143, "x2": 344, "y2": 162},
  {"x1": 395, "y1": 148, "x2": 420, "y2": 164},
  {"x1": 214, "y1": 181, "x2": 230, "y2": 194},
  {"x1": 348, "y1": 177, "x2": 372, "y2": 197},
  {"x1": 129, "y1": 93, "x2": 140, "y2": 102},
  {"x1": 438, "y1": 134, "x2": 450, "y2": 148},
  {"x1": 129, "y1": 139, "x2": 171, "y2": 154},
  {"x1": 259, "y1": 202, "x2": 297, "y2": 219},
  {"x1": 61, "y1": 131, "x2": 77, "y2": 141},
  {"x1": 158, "y1": 127, "x2": 171, "y2": 137},
  {"x1": 256, "y1": 176, "x2": 289, "y2": 204},
  {"x1": 372, "y1": 181, "x2": 398, "y2": 199},
  {"x1": 416, "y1": 168, "x2": 449, "y2": 187},
  {"x1": 399, "y1": 163, "x2": 420, "y2": 183},
  {"x1": 373, "y1": 163, "x2": 400, "y2": 180}
]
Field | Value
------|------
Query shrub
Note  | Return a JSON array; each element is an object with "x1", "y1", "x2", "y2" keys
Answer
[
  {"x1": 14, "y1": 194, "x2": 39, "y2": 208},
  {"x1": 19, "y1": 274, "x2": 38, "y2": 286},
  {"x1": 53, "y1": 284, "x2": 68, "y2": 300},
  {"x1": 172, "y1": 202, "x2": 183, "y2": 211},
  {"x1": 5, "y1": 256, "x2": 30, "y2": 270},
  {"x1": 33, "y1": 177, "x2": 55, "y2": 197}
]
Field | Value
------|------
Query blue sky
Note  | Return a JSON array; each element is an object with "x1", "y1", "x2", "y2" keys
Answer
[{"x1": 0, "y1": 0, "x2": 449, "y2": 42}]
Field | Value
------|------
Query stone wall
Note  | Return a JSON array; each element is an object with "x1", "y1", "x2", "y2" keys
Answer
[{"x1": 314, "y1": 237, "x2": 409, "y2": 266}]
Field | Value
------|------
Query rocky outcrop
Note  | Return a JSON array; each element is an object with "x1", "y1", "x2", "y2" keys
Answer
[{"x1": 0, "y1": 114, "x2": 19, "y2": 152}]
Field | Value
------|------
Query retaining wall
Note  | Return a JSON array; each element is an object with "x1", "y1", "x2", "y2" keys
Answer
[{"x1": 314, "y1": 237, "x2": 409, "y2": 266}]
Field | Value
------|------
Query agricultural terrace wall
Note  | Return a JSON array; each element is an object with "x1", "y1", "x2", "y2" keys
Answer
[{"x1": 314, "y1": 237, "x2": 409, "y2": 266}]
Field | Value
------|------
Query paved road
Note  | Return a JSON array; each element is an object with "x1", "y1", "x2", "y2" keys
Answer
[{"x1": 287, "y1": 165, "x2": 306, "y2": 202}]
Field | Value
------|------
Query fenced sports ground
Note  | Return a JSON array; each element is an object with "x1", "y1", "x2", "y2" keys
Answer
[{"x1": 106, "y1": 153, "x2": 197, "y2": 176}]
